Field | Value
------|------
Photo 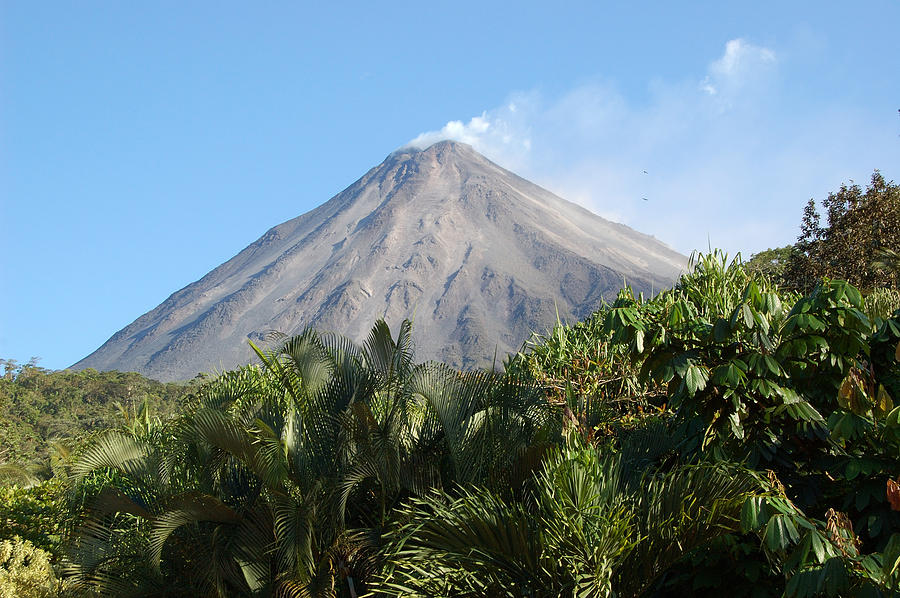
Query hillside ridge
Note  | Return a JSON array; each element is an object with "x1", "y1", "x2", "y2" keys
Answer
[{"x1": 74, "y1": 141, "x2": 688, "y2": 381}]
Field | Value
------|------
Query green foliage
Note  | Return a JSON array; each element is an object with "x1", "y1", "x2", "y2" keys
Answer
[
  {"x1": 602, "y1": 251, "x2": 900, "y2": 595},
  {"x1": 64, "y1": 320, "x2": 560, "y2": 597},
  {"x1": 0, "y1": 536, "x2": 61, "y2": 598},
  {"x1": 0, "y1": 361, "x2": 190, "y2": 470},
  {"x1": 863, "y1": 288, "x2": 900, "y2": 325},
  {"x1": 747, "y1": 246, "x2": 795, "y2": 279},
  {"x1": 782, "y1": 171, "x2": 900, "y2": 293},
  {"x1": 0, "y1": 481, "x2": 67, "y2": 557},
  {"x1": 506, "y1": 310, "x2": 648, "y2": 434},
  {"x1": 504, "y1": 250, "x2": 900, "y2": 595},
  {"x1": 378, "y1": 433, "x2": 762, "y2": 598}
]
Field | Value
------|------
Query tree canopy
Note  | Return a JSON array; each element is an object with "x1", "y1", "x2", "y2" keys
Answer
[
  {"x1": 780, "y1": 171, "x2": 900, "y2": 293},
  {"x1": 0, "y1": 362, "x2": 190, "y2": 470}
]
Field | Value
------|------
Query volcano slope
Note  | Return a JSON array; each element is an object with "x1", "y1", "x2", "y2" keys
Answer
[{"x1": 74, "y1": 141, "x2": 688, "y2": 381}]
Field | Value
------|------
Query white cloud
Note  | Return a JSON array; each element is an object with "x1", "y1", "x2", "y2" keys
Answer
[
  {"x1": 712, "y1": 39, "x2": 776, "y2": 78},
  {"x1": 408, "y1": 104, "x2": 535, "y2": 172},
  {"x1": 408, "y1": 39, "x2": 897, "y2": 257},
  {"x1": 409, "y1": 113, "x2": 492, "y2": 148},
  {"x1": 700, "y1": 38, "x2": 777, "y2": 104}
]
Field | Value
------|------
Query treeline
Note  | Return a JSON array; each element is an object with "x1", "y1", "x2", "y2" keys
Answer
[
  {"x1": 748, "y1": 171, "x2": 900, "y2": 293},
  {"x1": 0, "y1": 363, "x2": 191, "y2": 473}
]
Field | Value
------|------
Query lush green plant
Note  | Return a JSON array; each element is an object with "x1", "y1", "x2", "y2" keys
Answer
[
  {"x1": 506, "y1": 308, "x2": 656, "y2": 443},
  {"x1": 378, "y1": 429, "x2": 764, "y2": 597},
  {"x1": 603, "y1": 252, "x2": 900, "y2": 595},
  {"x1": 0, "y1": 481, "x2": 68, "y2": 557},
  {"x1": 747, "y1": 246, "x2": 795, "y2": 279},
  {"x1": 64, "y1": 320, "x2": 559, "y2": 597},
  {"x1": 0, "y1": 536, "x2": 62, "y2": 598},
  {"x1": 863, "y1": 288, "x2": 900, "y2": 325},
  {"x1": 782, "y1": 171, "x2": 900, "y2": 293}
]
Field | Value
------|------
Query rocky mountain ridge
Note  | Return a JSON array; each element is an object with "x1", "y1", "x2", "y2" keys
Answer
[{"x1": 74, "y1": 141, "x2": 687, "y2": 381}]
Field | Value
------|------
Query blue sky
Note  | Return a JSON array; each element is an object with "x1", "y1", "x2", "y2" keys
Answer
[{"x1": 2, "y1": 1, "x2": 898, "y2": 371}]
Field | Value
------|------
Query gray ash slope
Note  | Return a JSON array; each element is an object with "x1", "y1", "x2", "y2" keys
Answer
[{"x1": 74, "y1": 141, "x2": 688, "y2": 381}]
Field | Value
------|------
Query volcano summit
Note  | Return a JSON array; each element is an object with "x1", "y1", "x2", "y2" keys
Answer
[{"x1": 75, "y1": 141, "x2": 688, "y2": 381}]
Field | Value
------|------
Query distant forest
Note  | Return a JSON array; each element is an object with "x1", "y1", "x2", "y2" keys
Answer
[{"x1": 0, "y1": 363, "x2": 191, "y2": 472}]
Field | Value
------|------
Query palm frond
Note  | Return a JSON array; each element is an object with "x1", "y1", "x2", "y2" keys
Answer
[
  {"x1": 616, "y1": 462, "x2": 761, "y2": 597},
  {"x1": 148, "y1": 491, "x2": 240, "y2": 570},
  {"x1": 70, "y1": 431, "x2": 156, "y2": 484},
  {"x1": 379, "y1": 488, "x2": 547, "y2": 596}
]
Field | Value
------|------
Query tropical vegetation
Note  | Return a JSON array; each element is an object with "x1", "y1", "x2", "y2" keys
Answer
[
  {"x1": 1, "y1": 172, "x2": 899, "y2": 596},
  {"x1": 0, "y1": 361, "x2": 190, "y2": 470},
  {"x1": 750, "y1": 171, "x2": 900, "y2": 293}
]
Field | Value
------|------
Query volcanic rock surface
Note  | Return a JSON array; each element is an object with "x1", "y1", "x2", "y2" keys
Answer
[{"x1": 74, "y1": 141, "x2": 688, "y2": 381}]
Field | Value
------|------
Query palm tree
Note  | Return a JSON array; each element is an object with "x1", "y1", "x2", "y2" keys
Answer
[
  {"x1": 64, "y1": 366, "x2": 278, "y2": 597},
  {"x1": 376, "y1": 429, "x2": 762, "y2": 598},
  {"x1": 64, "y1": 319, "x2": 558, "y2": 597}
]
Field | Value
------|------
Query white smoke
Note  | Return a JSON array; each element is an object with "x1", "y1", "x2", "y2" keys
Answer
[{"x1": 407, "y1": 38, "x2": 897, "y2": 257}]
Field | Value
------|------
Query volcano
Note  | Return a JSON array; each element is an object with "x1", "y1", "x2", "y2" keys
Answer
[{"x1": 74, "y1": 141, "x2": 687, "y2": 381}]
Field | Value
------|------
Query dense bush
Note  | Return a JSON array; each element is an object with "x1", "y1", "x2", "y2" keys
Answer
[
  {"x1": 377, "y1": 430, "x2": 763, "y2": 597},
  {"x1": 524, "y1": 252, "x2": 900, "y2": 596},
  {"x1": 0, "y1": 536, "x2": 60, "y2": 598},
  {"x1": 0, "y1": 481, "x2": 67, "y2": 556},
  {"x1": 63, "y1": 321, "x2": 561, "y2": 596}
]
